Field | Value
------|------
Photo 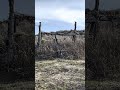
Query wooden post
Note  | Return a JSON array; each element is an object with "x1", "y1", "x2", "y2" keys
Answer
[
  {"x1": 94, "y1": 0, "x2": 99, "y2": 11},
  {"x1": 72, "y1": 21, "x2": 77, "y2": 43},
  {"x1": 55, "y1": 34, "x2": 58, "y2": 44},
  {"x1": 74, "y1": 21, "x2": 77, "y2": 30},
  {"x1": 8, "y1": 0, "x2": 14, "y2": 62},
  {"x1": 38, "y1": 22, "x2": 42, "y2": 50},
  {"x1": 14, "y1": 14, "x2": 16, "y2": 33},
  {"x1": 93, "y1": 0, "x2": 99, "y2": 40}
]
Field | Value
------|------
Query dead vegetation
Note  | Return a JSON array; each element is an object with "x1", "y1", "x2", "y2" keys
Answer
[
  {"x1": 86, "y1": 12, "x2": 120, "y2": 89},
  {"x1": 0, "y1": 81, "x2": 34, "y2": 90},
  {"x1": 35, "y1": 25, "x2": 85, "y2": 90},
  {"x1": 35, "y1": 31, "x2": 85, "y2": 60},
  {"x1": 86, "y1": 81, "x2": 120, "y2": 90},
  {"x1": 0, "y1": 14, "x2": 35, "y2": 85},
  {"x1": 35, "y1": 59, "x2": 85, "y2": 90}
]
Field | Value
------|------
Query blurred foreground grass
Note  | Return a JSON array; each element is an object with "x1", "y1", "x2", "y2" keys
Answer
[
  {"x1": 0, "y1": 59, "x2": 85, "y2": 90},
  {"x1": 86, "y1": 80, "x2": 120, "y2": 90},
  {"x1": 0, "y1": 81, "x2": 34, "y2": 90}
]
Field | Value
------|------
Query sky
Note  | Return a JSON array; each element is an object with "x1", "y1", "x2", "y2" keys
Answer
[
  {"x1": 35, "y1": 0, "x2": 85, "y2": 34},
  {"x1": 86, "y1": 0, "x2": 120, "y2": 10},
  {"x1": 0, "y1": 0, "x2": 34, "y2": 20},
  {"x1": 0, "y1": 0, "x2": 120, "y2": 34}
]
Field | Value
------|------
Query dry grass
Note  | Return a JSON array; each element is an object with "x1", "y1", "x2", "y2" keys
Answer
[
  {"x1": 35, "y1": 59, "x2": 85, "y2": 90},
  {"x1": 0, "y1": 81, "x2": 34, "y2": 90},
  {"x1": 36, "y1": 34, "x2": 85, "y2": 60},
  {"x1": 86, "y1": 21, "x2": 120, "y2": 79},
  {"x1": 86, "y1": 81, "x2": 120, "y2": 90}
]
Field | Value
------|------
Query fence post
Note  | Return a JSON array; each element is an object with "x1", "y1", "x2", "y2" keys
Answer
[
  {"x1": 38, "y1": 22, "x2": 42, "y2": 50},
  {"x1": 74, "y1": 21, "x2": 77, "y2": 30},
  {"x1": 72, "y1": 21, "x2": 77, "y2": 43},
  {"x1": 14, "y1": 14, "x2": 16, "y2": 33},
  {"x1": 7, "y1": 0, "x2": 14, "y2": 71},
  {"x1": 94, "y1": 0, "x2": 99, "y2": 11}
]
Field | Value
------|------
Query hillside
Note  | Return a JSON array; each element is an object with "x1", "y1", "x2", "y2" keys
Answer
[{"x1": 35, "y1": 30, "x2": 85, "y2": 60}]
